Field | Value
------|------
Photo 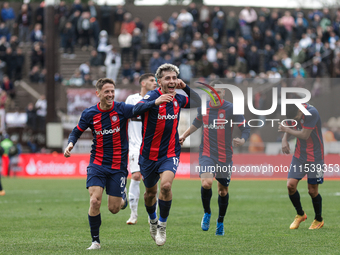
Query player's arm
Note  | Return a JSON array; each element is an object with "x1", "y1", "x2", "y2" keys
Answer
[
  {"x1": 179, "y1": 108, "x2": 202, "y2": 145},
  {"x1": 281, "y1": 132, "x2": 290, "y2": 154},
  {"x1": 233, "y1": 114, "x2": 250, "y2": 147},
  {"x1": 278, "y1": 122, "x2": 313, "y2": 140},
  {"x1": 64, "y1": 111, "x2": 89, "y2": 158},
  {"x1": 177, "y1": 79, "x2": 201, "y2": 108},
  {"x1": 133, "y1": 93, "x2": 173, "y2": 115}
]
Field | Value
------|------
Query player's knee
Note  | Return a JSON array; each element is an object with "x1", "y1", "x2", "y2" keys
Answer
[
  {"x1": 108, "y1": 204, "x2": 120, "y2": 214},
  {"x1": 218, "y1": 189, "x2": 228, "y2": 197},
  {"x1": 132, "y1": 172, "x2": 141, "y2": 181},
  {"x1": 90, "y1": 197, "x2": 101, "y2": 210},
  {"x1": 145, "y1": 189, "x2": 157, "y2": 199},
  {"x1": 287, "y1": 183, "x2": 296, "y2": 193},
  {"x1": 201, "y1": 180, "x2": 212, "y2": 190},
  {"x1": 308, "y1": 188, "x2": 317, "y2": 198},
  {"x1": 160, "y1": 182, "x2": 172, "y2": 195}
]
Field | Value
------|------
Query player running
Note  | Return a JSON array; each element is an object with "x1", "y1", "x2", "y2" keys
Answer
[
  {"x1": 179, "y1": 83, "x2": 250, "y2": 236},
  {"x1": 133, "y1": 63, "x2": 201, "y2": 246},
  {"x1": 64, "y1": 78, "x2": 134, "y2": 250},
  {"x1": 125, "y1": 73, "x2": 157, "y2": 225},
  {"x1": 279, "y1": 103, "x2": 324, "y2": 230}
]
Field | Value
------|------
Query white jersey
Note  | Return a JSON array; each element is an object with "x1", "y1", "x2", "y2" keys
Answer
[{"x1": 126, "y1": 93, "x2": 143, "y2": 154}]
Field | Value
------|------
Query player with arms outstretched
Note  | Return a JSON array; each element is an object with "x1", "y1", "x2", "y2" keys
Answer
[
  {"x1": 64, "y1": 78, "x2": 134, "y2": 250},
  {"x1": 179, "y1": 83, "x2": 250, "y2": 236},
  {"x1": 125, "y1": 73, "x2": 157, "y2": 225},
  {"x1": 133, "y1": 63, "x2": 201, "y2": 246},
  {"x1": 279, "y1": 103, "x2": 324, "y2": 230}
]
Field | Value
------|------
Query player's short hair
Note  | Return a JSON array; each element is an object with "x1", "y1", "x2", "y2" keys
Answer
[
  {"x1": 155, "y1": 63, "x2": 180, "y2": 80},
  {"x1": 95, "y1": 78, "x2": 115, "y2": 91},
  {"x1": 286, "y1": 104, "x2": 300, "y2": 119},
  {"x1": 209, "y1": 80, "x2": 223, "y2": 88},
  {"x1": 139, "y1": 73, "x2": 155, "y2": 85}
]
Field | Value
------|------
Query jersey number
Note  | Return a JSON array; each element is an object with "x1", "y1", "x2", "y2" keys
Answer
[
  {"x1": 120, "y1": 177, "x2": 126, "y2": 188},
  {"x1": 173, "y1": 157, "x2": 179, "y2": 166}
]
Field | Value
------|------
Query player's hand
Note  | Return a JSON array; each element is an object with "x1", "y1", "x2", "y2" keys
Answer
[
  {"x1": 155, "y1": 94, "x2": 173, "y2": 105},
  {"x1": 176, "y1": 79, "x2": 187, "y2": 90},
  {"x1": 64, "y1": 142, "x2": 74, "y2": 158},
  {"x1": 179, "y1": 136, "x2": 186, "y2": 145},
  {"x1": 233, "y1": 138, "x2": 245, "y2": 147},
  {"x1": 278, "y1": 121, "x2": 289, "y2": 133},
  {"x1": 282, "y1": 140, "x2": 290, "y2": 154}
]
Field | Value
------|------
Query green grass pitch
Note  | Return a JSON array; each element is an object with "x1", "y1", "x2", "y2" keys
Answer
[{"x1": 0, "y1": 178, "x2": 339, "y2": 254}]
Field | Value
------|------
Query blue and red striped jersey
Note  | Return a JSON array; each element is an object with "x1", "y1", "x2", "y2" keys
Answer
[
  {"x1": 133, "y1": 86, "x2": 201, "y2": 161},
  {"x1": 68, "y1": 102, "x2": 134, "y2": 171},
  {"x1": 193, "y1": 100, "x2": 250, "y2": 163},
  {"x1": 288, "y1": 104, "x2": 324, "y2": 162}
]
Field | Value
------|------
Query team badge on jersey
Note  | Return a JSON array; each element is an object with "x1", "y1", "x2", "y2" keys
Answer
[
  {"x1": 144, "y1": 95, "x2": 150, "y2": 99},
  {"x1": 174, "y1": 101, "x2": 178, "y2": 107},
  {"x1": 219, "y1": 113, "x2": 224, "y2": 118},
  {"x1": 112, "y1": 116, "x2": 117, "y2": 122},
  {"x1": 300, "y1": 119, "x2": 304, "y2": 124}
]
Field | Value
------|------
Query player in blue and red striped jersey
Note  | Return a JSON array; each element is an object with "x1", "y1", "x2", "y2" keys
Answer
[
  {"x1": 64, "y1": 78, "x2": 134, "y2": 250},
  {"x1": 279, "y1": 103, "x2": 324, "y2": 230},
  {"x1": 133, "y1": 63, "x2": 201, "y2": 246},
  {"x1": 179, "y1": 84, "x2": 250, "y2": 236}
]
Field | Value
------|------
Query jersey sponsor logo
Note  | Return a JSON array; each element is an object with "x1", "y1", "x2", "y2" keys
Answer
[
  {"x1": 95, "y1": 127, "x2": 120, "y2": 135},
  {"x1": 112, "y1": 116, "x2": 117, "y2": 122},
  {"x1": 158, "y1": 113, "x2": 178, "y2": 120},
  {"x1": 203, "y1": 123, "x2": 225, "y2": 129}
]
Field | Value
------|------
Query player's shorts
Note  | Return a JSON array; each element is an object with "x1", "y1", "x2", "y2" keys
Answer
[
  {"x1": 86, "y1": 163, "x2": 128, "y2": 197},
  {"x1": 129, "y1": 152, "x2": 140, "y2": 174},
  {"x1": 139, "y1": 155, "x2": 179, "y2": 188},
  {"x1": 199, "y1": 156, "x2": 232, "y2": 187},
  {"x1": 288, "y1": 156, "x2": 324, "y2": 185}
]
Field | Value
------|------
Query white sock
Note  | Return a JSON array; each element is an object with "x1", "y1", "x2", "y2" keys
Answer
[{"x1": 129, "y1": 179, "x2": 140, "y2": 216}]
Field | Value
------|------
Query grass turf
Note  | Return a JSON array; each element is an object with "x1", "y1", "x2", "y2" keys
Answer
[{"x1": 0, "y1": 178, "x2": 339, "y2": 254}]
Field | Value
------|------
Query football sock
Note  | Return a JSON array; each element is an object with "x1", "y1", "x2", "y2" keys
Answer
[
  {"x1": 217, "y1": 193, "x2": 229, "y2": 223},
  {"x1": 201, "y1": 186, "x2": 212, "y2": 214},
  {"x1": 312, "y1": 194, "x2": 323, "y2": 221},
  {"x1": 88, "y1": 213, "x2": 101, "y2": 243},
  {"x1": 146, "y1": 202, "x2": 157, "y2": 220},
  {"x1": 128, "y1": 179, "x2": 140, "y2": 215},
  {"x1": 0, "y1": 176, "x2": 3, "y2": 190},
  {"x1": 289, "y1": 190, "x2": 304, "y2": 216},
  {"x1": 158, "y1": 199, "x2": 172, "y2": 222}
]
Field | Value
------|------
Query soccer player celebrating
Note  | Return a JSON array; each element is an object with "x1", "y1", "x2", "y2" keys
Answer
[
  {"x1": 133, "y1": 63, "x2": 201, "y2": 246},
  {"x1": 125, "y1": 73, "x2": 157, "y2": 225},
  {"x1": 279, "y1": 103, "x2": 324, "y2": 230},
  {"x1": 64, "y1": 78, "x2": 134, "y2": 250},
  {"x1": 179, "y1": 83, "x2": 250, "y2": 236}
]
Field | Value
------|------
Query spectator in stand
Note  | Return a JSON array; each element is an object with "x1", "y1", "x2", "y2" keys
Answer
[
  {"x1": 239, "y1": 6, "x2": 257, "y2": 28},
  {"x1": 35, "y1": 95, "x2": 47, "y2": 132},
  {"x1": 211, "y1": 11, "x2": 225, "y2": 44},
  {"x1": 149, "y1": 51, "x2": 164, "y2": 74},
  {"x1": 291, "y1": 62, "x2": 306, "y2": 78},
  {"x1": 31, "y1": 43, "x2": 44, "y2": 69},
  {"x1": 263, "y1": 44, "x2": 274, "y2": 72},
  {"x1": 206, "y1": 37, "x2": 218, "y2": 63},
  {"x1": 247, "y1": 45, "x2": 260, "y2": 73},
  {"x1": 295, "y1": 17, "x2": 307, "y2": 41},
  {"x1": 134, "y1": 17, "x2": 144, "y2": 33},
  {"x1": 100, "y1": 2, "x2": 112, "y2": 35},
  {"x1": 9, "y1": 35, "x2": 19, "y2": 52},
  {"x1": 90, "y1": 16, "x2": 100, "y2": 49},
  {"x1": 4, "y1": 47, "x2": 16, "y2": 79},
  {"x1": 226, "y1": 11, "x2": 238, "y2": 38},
  {"x1": 86, "y1": 0, "x2": 97, "y2": 18},
  {"x1": 1, "y1": 2, "x2": 16, "y2": 35},
  {"x1": 147, "y1": 22, "x2": 159, "y2": 49},
  {"x1": 187, "y1": 2, "x2": 199, "y2": 22},
  {"x1": 68, "y1": 10, "x2": 81, "y2": 46},
  {"x1": 121, "y1": 63, "x2": 133, "y2": 83},
  {"x1": 227, "y1": 46, "x2": 237, "y2": 72},
  {"x1": 274, "y1": 34, "x2": 284, "y2": 52},
  {"x1": 168, "y1": 12, "x2": 178, "y2": 32},
  {"x1": 113, "y1": 5, "x2": 126, "y2": 36},
  {"x1": 153, "y1": 16, "x2": 164, "y2": 35},
  {"x1": 0, "y1": 22, "x2": 10, "y2": 42},
  {"x1": 78, "y1": 11, "x2": 92, "y2": 51},
  {"x1": 62, "y1": 21, "x2": 75, "y2": 58},
  {"x1": 248, "y1": 129, "x2": 265, "y2": 153},
  {"x1": 199, "y1": 5, "x2": 210, "y2": 35},
  {"x1": 1, "y1": 75, "x2": 15, "y2": 100},
  {"x1": 0, "y1": 90, "x2": 6, "y2": 134},
  {"x1": 252, "y1": 26, "x2": 263, "y2": 49},
  {"x1": 69, "y1": 0, "x2": 83, "y2": 16},
  {"x1": 121, "y1": 13, "x2": 136, "y2": 35},
  {"x1": 69, "y1": 69, "x2": 84, "y2": 86},
  {"x1": 280, "y1": 11, "x2": 295, "y2": 40},
  {"x1": 132, "y1": 60, "x2": 145, "y2": 77},
  {"x1": 179, "y1": 59, "x2": 193, "y2": 83},
  {"x1": 118, "y1": 28, "x2": 132, "y2": 63},
  {"x1": 90, "y1": 49, "x2": 102, "y2": 67},
  {"x1": 159, "y1": 23, "x2": 171, "y2": 46},
  {"x1": 29, "y1": 65, "x2": 40, "y2": 83},
  {"x1": 15, "y1": 4, "x2": 31, "y2": 45},
  {"x1": 291, "y1": 42, "x2": 306, "y2": 64},
  {"x1": 196, "y1": 53, "x2": 213, "y2": 78},
  {"x1": 310, "y1": 57, "x2": 323, "y2": 78},
  {"x1": 131, "y1": 28, "x2": 142, "y2": 62},
  {"x1": 0, "y1": 60, "x2": 6, "y2": 83},
  {"x1": 79, "y1": 61, "x2": 90, "y2": 81},
  {"x1": 177, "y1": 9, "x2": 194, "y2": 42},
  {"x1": 104, "y1": 46, "x2": 121, "y2": 82},
  {"x1": 26, "y1": 102, "x2": 37, "y2": 132},
  {"x1": 97, "y1": 30, "x2": 109, "y2": 65},
  {"x1": 30, "y1": 23, "x2": 44, "y2": 43},
  {"x1": 299, "y1": 33, "x2": 312, "y2": 49},
  {"x1": 35, "y1": 1, "x2": 45, "y2": 29},
  {"x1": 0, "y1": 36, "x2": 8, "y2": 54}
]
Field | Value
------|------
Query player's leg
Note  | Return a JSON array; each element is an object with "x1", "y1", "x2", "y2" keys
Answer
[
  {"x1": 307, "y1": 163, "x2": 324, "y2": 229},
  {"x1": 215, "y1": 180, "x2": 229, "y2": 236},
  {"x1": 155, "y1": 170, "x2": 175, "y2": 246},
  {"x1": 127, "y1": 153, "x2": 141, "y2": 224},
  {"x1": 0, "y1": 174, "x2": 5, "y2": 196},
  {"x1": 87, "y1": 186, "x2": 104, "y2": 250},
  {"x1": 200, "y1": 173, "x2": 213, "y2": 231}
]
